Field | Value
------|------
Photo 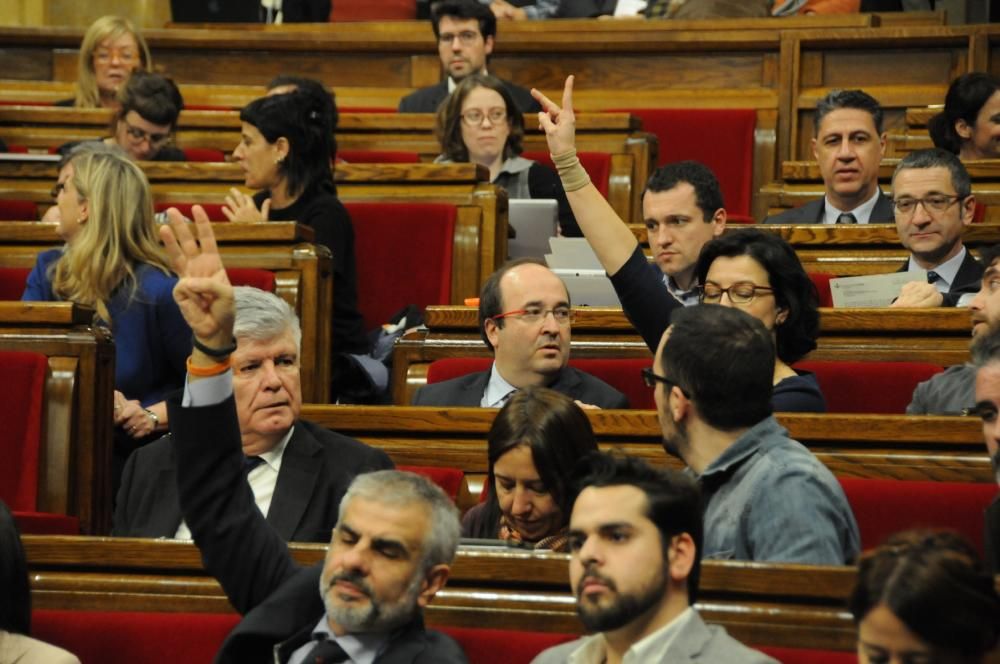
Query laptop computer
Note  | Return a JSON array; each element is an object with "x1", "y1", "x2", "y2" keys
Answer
[
  {"x1": 170, "y1": 0, "x2": 261, "y2": 23},
  {"x1": 546, "y1": 237, "x2": 622, "y2": 307},
  {"x1": 507, "y1": 199, "x2": 559, "y2": 260}
]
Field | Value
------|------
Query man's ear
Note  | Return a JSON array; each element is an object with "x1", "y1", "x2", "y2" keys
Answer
[
  {"x1": 669, "y1": 385, "x2": 689, "y2": 423},
  {"x1": 416, "y1": 564, "x2": 451, "y2": 608},
  {"x1": 711, "y1": 208, "x2": 726, "y2": 235},
  {"x1": 667, "y1": 533, "x2": 696, "y2": 586},
  {"x1": 961, "y1": 194, "x2": 977, "y2": 227},
  {"x1": 811, "y1": 136, "x2": 819, "y2": 161},
  {"x1": 485, "y1": 317, "x2": 501, "y2": 349},
  {"x1": 484, "y1": 35, "x2": 495, "y2": 57}
]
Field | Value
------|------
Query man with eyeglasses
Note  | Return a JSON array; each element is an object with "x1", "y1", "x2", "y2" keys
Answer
[
  {"x1": 889, "y1": 147, "x2": 983, "y2": 308},
  {"x1": 412, "y1": 258, "x2": 628, "y2": 408},
  {"x1": 398, "y1": 0, "x2": 540, "y2": 113},
  {"x1": 968, "y1": 327, "x2": 1000, "y2": 574},
  {"x1": 646, "y1": 305, "x2": 859, "y2": 564}
]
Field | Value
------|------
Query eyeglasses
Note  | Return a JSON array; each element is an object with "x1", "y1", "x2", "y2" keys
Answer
[
  {"x1": 491, "y1": 306, "x2": 573, "y2": 325},
  {"x1": 640, "y1": 367, "x2": 689, "y2": 396},
  {"x1": 461, "y1": 108, "x2": 507, "y2": 127},
  {"x1": 120, "y1": 118, "x2": 171, "y2": 148},
  {"x1": 50, "y1": 182, "x2": 66, "y2": 200},
  {"x1": 438, "y1": 30, "x2": 481, "y2": 45},
  {"x1": 965, "y1": 402, "x2": 997, "y2": 422},
  {"x1": 891, "y1": 194, "x2": 963, "y2": 216},
  {"x1": 94, "y1": 48, "x2": 138, "y2": 65},
  {"x1": 699, "y1": 282, "x2": 774, "y2": 305}
]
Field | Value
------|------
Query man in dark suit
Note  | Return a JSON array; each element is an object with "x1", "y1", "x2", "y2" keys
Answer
[
  {"x1": 889, "y1": 148, "x2": 983, "y2": 308},
  {"x1": 765, "y1": 89, "x2": 892, "y2": 225},
  {"x1": 968, "y1": 327, "x2": 1000, "y2": 575},
  {"x1": 113, "y1": 286, "x2": 393, "y2": 543},
  {"x1": 398, "y1": 0, "x2": 540, "y2": 113},
  {"x1": 157, "y1": 206, "x2": 467, "y2": 663},
  {"x1": 412, "y1": 258, "x2": 628, "y2": 408}
]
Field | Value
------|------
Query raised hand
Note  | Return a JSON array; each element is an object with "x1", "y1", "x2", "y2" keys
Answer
[
  {"x1": 222, "y1": 187, "x2": 270, "y2": 223},
  {"x1": 160, "y1": 205, "x2": 234, "y2": 348},
  {"x1": 531, "y1": 75, "x2": 577, "y2": 156}
]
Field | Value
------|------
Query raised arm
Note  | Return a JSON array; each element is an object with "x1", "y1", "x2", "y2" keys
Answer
[{"x1": 532, "y1": 76, "x2": 639, "y2": 276}]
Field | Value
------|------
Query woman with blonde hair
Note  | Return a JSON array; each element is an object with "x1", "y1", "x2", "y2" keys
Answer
[
  {"x1": 22, "y1": 150, "x2": 189, "y2": 487},
  {"x1": 57, "y1": 15, "x2": 151, "y2": 110}
]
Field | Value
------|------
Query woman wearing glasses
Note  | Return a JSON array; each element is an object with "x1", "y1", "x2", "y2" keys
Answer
[
  {"x1": 57, "y1": 15, "x2": 151, "y2": 110},
  {"x1": 462, "y1": 387, "x2": 598, "y2": 550},
  {"x1": 435, "y1": 73, "x2": 580, "y2": 236}
]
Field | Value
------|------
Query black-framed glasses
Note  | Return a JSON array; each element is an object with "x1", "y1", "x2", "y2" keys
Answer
[
  {"x1": 891, "y1": 194, "x2": 963, "y2": 216},
  {"x1": 491, "y1": 306, "x2": 574, "y2": 326},
  {"x1": 438, "y1": 30, "x2": 481, "y2": 45},
  {"x1": 699, "y1": 282, "x2": 775, "y2": 305},
  {"x1": 121, "y1": 118, "x2": 171, "y2": 147},
  {"x1": 641, "y1": 367, "x2": 688, "y2": 396},
  {"x1": 461, "y1": 108, "x2": 507, "y2": 127}
]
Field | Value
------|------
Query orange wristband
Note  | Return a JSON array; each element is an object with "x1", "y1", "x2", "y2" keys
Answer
[{"x1": 186, "y1": 355, "x2": 231, "y2": 377}]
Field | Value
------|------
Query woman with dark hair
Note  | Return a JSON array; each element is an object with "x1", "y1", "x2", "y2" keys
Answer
[
  {"x1": 694, "y1": 228, "x2": 825, "y2": 412},
  {"x1": 222, "y1": 87, "x2": 371, "y2": 399},
  {"x1": 850, "y1": 530, "x2": 1000, "y2": 664},
  {"x1": 436, "y1": 73, "x2": 580, "y2": 236},
  {"x1": 0, "y1": 502, "x2": 80, "y2": 662},
  {"x1": 462, "y1": 386, "x2": 598, "y2": 550},
  {"x1": 929, "y1": 72, "x2": 1000, "y2": 160}
]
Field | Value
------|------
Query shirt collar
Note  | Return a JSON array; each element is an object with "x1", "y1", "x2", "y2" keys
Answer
[
  {"x1": 822, "y1": 188, "x2": 882, "y2": 224},
  {"x1": 567, "y1": 607, "x2": 696, "y2": 664},
  {"x1": 663, "y1": 274, "x2": 701, "y2": 307},
  {"x1": 906, "y1": 245, "x2": 967, "y2": 292},
  {"x1": 255, "y1": 425, "x2": 293, "y2": 474},
  {"x1": 448, "y1": 68, "x2": 488, "y2": 93},
  {"x1": 699, "y1": 416, "x2": 785, "y2": 479},
  {"x1": 482, "y1": 362, "x2": 519, "y2": 407},
  {"x1": 308, "y1": 617, "x2": 388, "y2": 664}
]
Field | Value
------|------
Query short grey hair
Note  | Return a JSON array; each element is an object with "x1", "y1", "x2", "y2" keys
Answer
[
  {"x1": 233, "y1": 286, "x2": 302, "y2": 353},
  {"x1": 337, "y1": 470, "x2": 461, "y2": 573},
  {"x1": 892, "y1": 148, "x2": 972, "y2": 199}
]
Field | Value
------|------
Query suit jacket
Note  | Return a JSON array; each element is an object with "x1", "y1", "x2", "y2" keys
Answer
[
  {"x1": 763, "y1": 189, "x2": 894, "y2": 224},
  {"x1": 166, "y1": 395, "x2": 466, "y2": 664},
  {"x1": 398, "y1": 79, "x2": 541, "y2": 114},
  {"x1": 113, "y1": 419, "x2": 392, "y2": 543},
  {"x1": 529, "y1": 610, "x2": 777, "y2": 664},
  {"x1": 986, "y1": 495, "x2": 1000, "y2": 576},
  {"x1": 411, "y1": 366, "x2": 629, "y2": 408},
  {"x1": 895, "y1": 248, "x2": 983, "y2": 307}
]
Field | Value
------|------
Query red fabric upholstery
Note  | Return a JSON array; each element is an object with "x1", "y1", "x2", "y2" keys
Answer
[
  {"x1": 346, "y1": 202, "x2": 455, "y2": 328},
  {"x1": 424, "y1": 357, "x2": 651, "y2": 408},
  {"x1": 440, "y1": 626, "x2": 577, "y2": 664},
  {"x1": 809, "y1": 272, "x2": 835, "y2": 308},
  {"x1": 0, "y1": 351, "x2": 48, "y2": 511},
  {"x1": 398, "y1": 465, "x2": 465, "y2": 502},
  {"x1": 33, "y1": 610, "x2": 238, "y2": 664},
  {"x1": 181, "y1": 147, "x2": 227, "y2": 162},
  {"x1": 610, "y1": 108, "x2": 756, "y2": 216},
  {"x1": 0, "y1": 267, "x2": 29, "y2": 300},
  {"x1": 0, "y1": 198, "x2": 37, "y2": 220},
  {"x1": 974, "y1": 201, "x2": 987, "y2": 223},
  {"x1": 225, "y1": 267, "x2": 277, "y2": 293},
  {"x1": 793, "y1": 360, "x2": 944, "y2": 414},
  {"x1": 338, "y1": 149, "x2": 420, "y2": 163},
  {"x1": 838, "y1": 477, "x2": 998, "y2": 556},
  {"x1": 12, "y1": 511, "x2": 79, "y2": 535},
  {"x1": 4, "y1": 144, "x2": 29, "y2": 154},
  {"x1": 330, "y1": 0, "x2": 416, "y2": 20},
  {"x1": 726, "y1": 213, "x2": 756, "y2": 224},
  {"x1": 758, "y1": 646, "x2": 857, "y2": 664},
  {"x1": 522, "y1": 151, "x2": 612, "y2": 198},
  {"x1": 153, "y1": 202, "x2": 228, "y2": 221},
  {"x1": 338, "y1": 107, "x2": 398, "y2": 113}
]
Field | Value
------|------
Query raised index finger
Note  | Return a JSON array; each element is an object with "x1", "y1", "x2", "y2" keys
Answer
[{"x1": 561, "y1": 74, "x2": 575, "y2": 115}]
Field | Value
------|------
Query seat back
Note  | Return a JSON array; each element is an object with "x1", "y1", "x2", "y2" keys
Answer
[
  {"x1": 439, "y1": 626, "x2": 577, "y2": 664},
  {"x1": 808, "y1": 272, "x2": 835, "y2": 308},
  {"x1": 794, "y1": 360, "x2": 944, "y2": 413},
  {"x1": 181, "y1": 147, "x2": 227, "y2": 162},
  {"x1": 0, "y1": 266, "x2": 30, "y2": 300},
  {"x1": 346, "y1": 202, "x2": 455, "y2": 329},
  {"x1": 153, "y1": 202, "x2": 228, "y2": 221},
  {"x1": 757, "y1": 646, "x2": 857, "y2": 664},
  {"x1": 0, "y1": 350, "x2": 49, "y2": 511},
  {"x1": 522, "y1": 151, "x2": 612, "y2": 199},
  {"x1": 226, "y1": 267, "x2": 277, "y2": 293},
  {"x1": 330, "y1": 0, "x2": 416, "y2": 20},
  {"x1": 0, "y1": 198, "x2": 37, "y2": 220},
  {"x1": 398, "y1": 464, "x2": 467, "y2": 503},
  {"x1": 338, "y1": 149, "x2": 421, "y2": 164}
]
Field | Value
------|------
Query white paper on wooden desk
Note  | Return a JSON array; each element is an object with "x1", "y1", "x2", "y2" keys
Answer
[{"x1": 829, "y1": 271, "x2": 928, "y2": 308}]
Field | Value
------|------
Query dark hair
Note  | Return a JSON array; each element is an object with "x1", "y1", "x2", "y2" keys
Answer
[
  {"x1": 659, "y1": 305, "x2": 774, "y2": 429},
  {"x1": 0, "y1": 501, "x2": 31, "y2": 635},
  {"x1": 478, "y1": 257, "x2": 567, "y2": 350},
  {"x1": 978, "y1": 243, "x2": 1000, "y2": 272},
  {"x1": 929, "y1": 72, "x2": 1000, "y2": 155},
  {"x1": 892, "y1": 147, "x2": 972, "y2": 200},
  {"x1": 430, "y1": 0, "x2": 497, "y2": 41},
  {"x1": 113, "y1": 70, "x2": 183, "y2": 130},
  {"x1": 265, "y1": 75, "x2": 339, "y2": 160},
  {"x1": 240, "y1": 87, "x2": 335, "y2": 199},
  {"x1": 643, "y1": 161, "x2": 725, "y2": 223},
  {"x1": 695, "y1": 229, "x2": 820, "y2": 364},
  {"x1": 569, "y1": 452, "x2": 704, "y2": 602},
  {"x1": 436, "y1": 73, "x2": 524, "y2": 163},
  {"x1": 849, "y1": 530, "x2": 1000, "y2": 661},
  {"x1": 479, "y1": 387, "x2": 599, "y2": 538},
  {"x1": 815, "y1": 89, "x2": 884, "y2": 135}
]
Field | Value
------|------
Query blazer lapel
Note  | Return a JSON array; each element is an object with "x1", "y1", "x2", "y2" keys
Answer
[
  {"x1": 266, "y1": 425, "x2": 321, "y2": 541},
  {"x1": 665, "y1": 611, "x2": 713, "y2": 662}
]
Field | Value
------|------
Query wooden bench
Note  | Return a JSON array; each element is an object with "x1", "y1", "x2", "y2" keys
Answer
[{"x1": 0, "y1": 302, "x2": 114, "y2": 534}]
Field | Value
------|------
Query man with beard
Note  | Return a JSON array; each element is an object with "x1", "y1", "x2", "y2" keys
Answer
[
  {"x1": 647, "y1": 306, "x2": 858, "y2": 564},
  {"x1": 158, "y1": 206, "x2": 466, "y2": 663},
  {"x1": 967, "y1": 327, "x2": 1000, "y2": 575},
  {"x1": 531, "y1": 453, "x2": 777, "y2": 664},
  {"x1": 908, "y1": 244, "x2": 1000, "y2": 414}
]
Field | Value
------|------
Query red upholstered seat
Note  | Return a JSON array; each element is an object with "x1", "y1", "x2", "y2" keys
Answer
[
  {"x1": 974, "y1": 201, "x2": 987, "y2": 223},
  {"x1": 330, "y1": 0, "x2": 416, "y2": 20},
  {"x1": 793, "y1": 360, "x2": 944, "y2": 414},
  {"x1": 0, "y1": 198, "x2": 37, "y2": 220},
  {"x1": 610, "y1": 108, "x2": 756, "y2": 216},
  {"x1": 346, "y1": 202, "x2": 455, "y2": 329},
  {"x1": 226, "y1": 267, "x2": 277, "y2": 293},
  {"x1": 153, "y1": 202, "x2": 228, "y2": 221},
  {"x1": 12, "y1": 511, "x2": 79, "y2": 535},
  {"x1": 838, "y1": 477, "x2": 998, "y2": 556},
  {"x1": 0, "y1": 266, "x2": 30, "y2": 300},
  {"x1": 181, "y1": 147, "x2": 227, "y2": 162},
  {"x1": 758, "y1": 646, "x2": 857, "y2": 664},
  {"x1": 726, "y1": 213, "x2": 756, "y2": 224},
  {"x1": 0, "y1": 350, "x2": 48, "y2": 511},
  {"x1": 522, "y1": 151, "x2": 612, "y2": 199},
  {"x1": 808, "y1": 272, "x2": 835, "y2": 308},
  {"x1": 338, "y1": 149, "x2": 420, "y2": 163},
  {"x1": 398, "y1": 465, "x2": 465, "y2": 502},
  {"x1": 440, "y1": 626, "x2": 577, "y2": 664}
]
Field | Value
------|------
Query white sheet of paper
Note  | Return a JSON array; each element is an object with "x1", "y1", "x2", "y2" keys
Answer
[{"x1": 829, "y1": 271, "x2": 928, "y2": 308}]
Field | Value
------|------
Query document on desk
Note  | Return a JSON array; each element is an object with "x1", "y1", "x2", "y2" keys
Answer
[{"x1": 829, "y1": 271, "x2": 928, "y2": 307}]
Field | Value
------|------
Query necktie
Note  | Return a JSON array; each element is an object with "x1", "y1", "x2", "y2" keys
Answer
[
  {"x1": 836, "y1": 212, "x2": 857, "y2": 224},
  {"x1": 303, "y1": 635, "x2": 350, "y2": 664},
  {"x1": 243, "y1": 455, "x2": 264, "y2": 475},
  {"x1": 927, "y1": 271, "x2": 940, "y2": 284}
]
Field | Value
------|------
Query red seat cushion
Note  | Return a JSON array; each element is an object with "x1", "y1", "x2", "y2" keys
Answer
[
  {"x1": 338, "y1": 149, "x2": 420, "y2": 163},
  {"x1": 0, "y1": 198, "x2": 37, "y2": 221},
  {"x1": 611, "y1": 108, "x2": 756, "y2": 216},
  {"x1": 838, "y1": 477, "x2": 998, "y2": 556},
  {"x1": 439, "y1": 626, "x2": 577, "y2": 664},
  {"x1": 0, "y1": 350, "x2": 48, "y2": 511},
  {"x1": 346, "y1": 202, "x2": 455, "y2": 328},
  {"x1": 793, "y1": 360, "x2": 944, "y2": 414},
  {"x1": 330, "y1": 0, "x2": 416, "y2": 20},
  {"x1": 398, "y1": 465, "x2": 465, "y2": 502},
  {"x1": 0, "y1": 266, "x2": 30, "y2": 300},
  {"x1": 154, "y1": 202, "x2": 228, "y2": 221},
  {"x1": 226, "y1": 268, "x2": 277, "y2": 293},
  {"x1": 758, "y1": 646, "x2": 857, "y2": 664},
  {"x1": 522, "y1": 151, "x2": 611, "y2": 199},
  {"x1": 809, "y1": 272, "x2": 835, "y2": 308},
  {"x1": 12, "y1": 511, "x2": 79, "y2": 535},
  {"x1": 181, "y1": 147, "x2": 227, "y2": 162}
]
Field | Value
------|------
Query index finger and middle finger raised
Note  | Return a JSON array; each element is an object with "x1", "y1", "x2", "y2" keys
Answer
[{"x1": 531, "y1": 75, "x2": 576, "y2": 117}]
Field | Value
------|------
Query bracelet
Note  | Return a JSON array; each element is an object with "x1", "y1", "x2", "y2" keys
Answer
[
  {"x1": 144, "y1": 408, "x2": 159, "y2": 429},
  {"x1": 186, "y1": 355, "x2": 231, "y2": 377},
  {"x1": 551, "y1": 148, "x2": 591, "y2": 192},
  {"x1": 192, "y1": 335, "x2": 237, "y2": 358}
]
